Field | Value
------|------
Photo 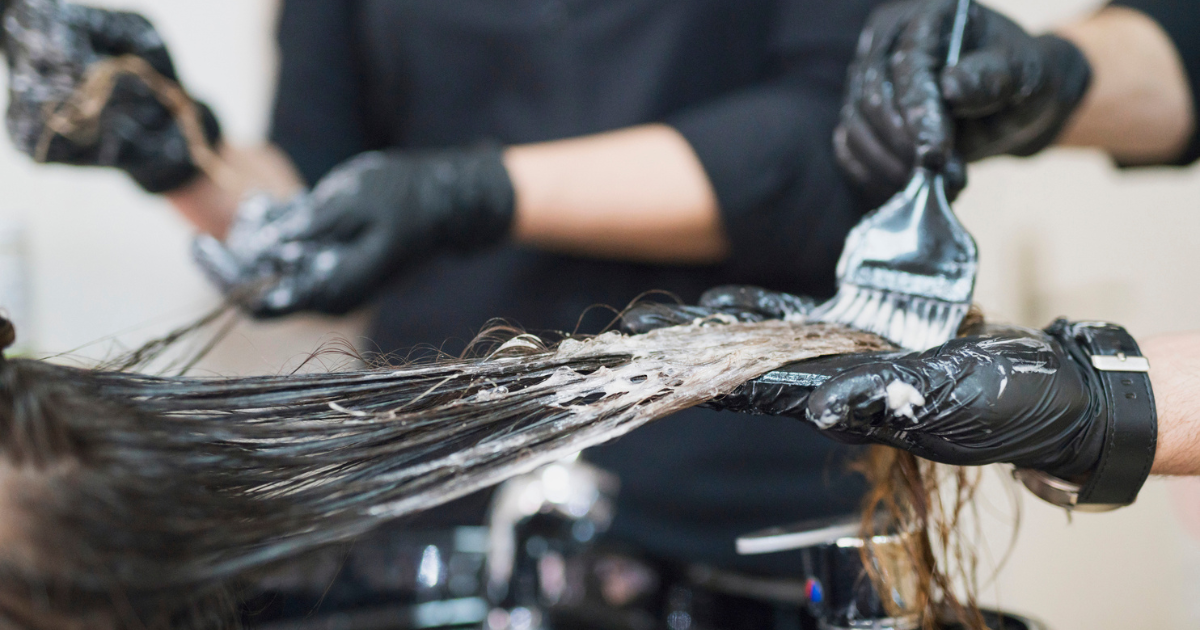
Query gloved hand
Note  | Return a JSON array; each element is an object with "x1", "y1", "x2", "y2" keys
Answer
[
  {"x1": 620, "y1": 285, "x2": 818, "y2": 334},
  {"x1": 4, "y1": 0, "x2": 221, "y2": 193},
  {"x1": 620, "y1": 285, "x2": 904, "y2": 417},
  {"x1": 834, "y1": 0, "x2": 1092, "y2": 204},
  {"x1": 806, "y1": 320, "x2": 1109, "y2": 478},
  {"x1": 193, "y1": 146, "x2": 515, "y2": 317},
  {"x1": 625, "y1": 291, "x2": 1107, "y2": 478}
]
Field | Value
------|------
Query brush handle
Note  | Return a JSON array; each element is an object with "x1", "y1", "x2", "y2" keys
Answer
[
  {"x1": 946, "y1": 0, "x2": 971, "y2": 67},
  {"x1": 934, "y1": 0, "x2": 971, "y2": 198}
]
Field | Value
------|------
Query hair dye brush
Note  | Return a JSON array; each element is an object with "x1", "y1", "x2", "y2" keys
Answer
[{"x1": 813, "y1": 0, "x2": 977, "y2": 351}]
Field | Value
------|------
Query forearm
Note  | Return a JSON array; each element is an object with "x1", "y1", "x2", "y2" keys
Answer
[
  {"x1": 1143, "y1": 333, "x2": 1200, "y2": 475},
  {"x1": 165, "y1": 144, "x2": 305, "y2": 239},
  {"x1": 1056, "y1": 6, "x2": 1195, "y2": 164},
  {"x1": 505, "y1": 124, "x2": 729, "y2": 264}
]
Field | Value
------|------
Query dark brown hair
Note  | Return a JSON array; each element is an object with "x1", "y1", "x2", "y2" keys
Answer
[{"x1": 0, "y1": 314, "x2": 890, "y2": 629}]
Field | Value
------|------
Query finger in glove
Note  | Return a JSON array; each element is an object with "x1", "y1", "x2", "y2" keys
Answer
[
  {"x1": 192, "y1": 194, "x2": 322, "y2": 316},
  {"x1": 712, "y1": 350, "x2": 907, "y2": 421},
  {"x1": 67, "y1": 6, "x2": 176, "y2": 80},
  {"x1": 837, "y1": 112, "x2": 913, "y2": 189},
  {"x1": 891, "y1": 0, "x2": 959, "y2": 170},
  {"x1": 620, "y1": 287, "x2": 816, "y2": 335},
  {"x1": 940, "y1": 49, "x2": 1022, "y2": 117},
  {"x1": 698, "y1": 286, "x2": 815, "y2": 320}
]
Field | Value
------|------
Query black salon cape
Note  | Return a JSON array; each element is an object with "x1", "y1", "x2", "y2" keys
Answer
[{"x1": 269, "y1": 0, "x2": 881, "y2": 578}]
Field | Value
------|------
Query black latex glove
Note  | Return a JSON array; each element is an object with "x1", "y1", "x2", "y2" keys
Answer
[
  {"x1": 625, "y1": 291, "x2": 1106, "y2": 477},
  {"x1": 807, "y1": 320, "x2": 1106, "y2": 478},
  {"x1": 4, "y1": 0, "x2": 221, "y2": 193},
  {"x1": 620, "y1": 285, "x2": 818, "y2": 334},
  {"x1": 193, "y1": 146, "x2": 515, "y2": 317},
  {"x1": 834, "y1": 0, "x2": 1092, "y2": 204},
  {"x1": 620, "y1": 285, "x2": 902, "y2": 417}
]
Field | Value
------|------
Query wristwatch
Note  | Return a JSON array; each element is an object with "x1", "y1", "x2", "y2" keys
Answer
[{"x1": 1014, "y1": 321, "x2": 1158, "y2": 512}]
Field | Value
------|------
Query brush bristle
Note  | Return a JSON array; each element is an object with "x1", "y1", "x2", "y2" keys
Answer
[{"x1": 813, "y1": 285, "x2": 969, "y2": 351}]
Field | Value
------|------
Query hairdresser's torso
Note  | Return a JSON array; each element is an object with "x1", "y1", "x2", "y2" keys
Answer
[{"x1": 270, "y1": 0, "x2": 876, "y2": 574}]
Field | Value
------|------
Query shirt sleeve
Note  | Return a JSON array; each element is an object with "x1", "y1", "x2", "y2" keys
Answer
[
  {"x1": 666, "y1": 1, "x2": 878, "y2": 291},
  {"x1": 1110, "y1": 0, "x2": 1200, "y2": 165},
  {"x1": 269, "y1": 0, "x2": 374, "y2": 186}
]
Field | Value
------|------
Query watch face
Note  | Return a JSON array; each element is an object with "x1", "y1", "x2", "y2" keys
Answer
[{"x1": 1014, "y1": 469, "x2": 1080, "y2": 509}]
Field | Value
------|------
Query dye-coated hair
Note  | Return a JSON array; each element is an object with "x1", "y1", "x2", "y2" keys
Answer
[{"x1": 0, "y1": 314, "x2": 887, "y2": 629}]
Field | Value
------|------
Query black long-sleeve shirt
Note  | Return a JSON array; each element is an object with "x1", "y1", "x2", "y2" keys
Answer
[
  {"x1": 1112, "y1": 0, "x2": 1200, "y2": 164},
  {"x1": 269, "y1": 0, "x2": 882, "y2": 576}
]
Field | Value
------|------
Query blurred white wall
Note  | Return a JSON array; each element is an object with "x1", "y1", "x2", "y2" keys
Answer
[
  {"x1": 0, "y1": 0, "x2": 1198, "y2": 628},
  {"x1": 962, "y1": 2, "x2": 1200, "y2": 629}
]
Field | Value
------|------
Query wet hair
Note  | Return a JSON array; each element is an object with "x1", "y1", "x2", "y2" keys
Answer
[
  {"x1": 16, "y1": 38, "x2": 995, "y2": 629},
  {"x1": 0, "y1": 314, "x2": 889, "y2": 629},
  {"x1": 858, "y1": 308, "x2": 996, "y2": 630}
]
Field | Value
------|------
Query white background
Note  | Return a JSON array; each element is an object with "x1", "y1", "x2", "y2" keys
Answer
[{"x1": 0, "y1": 1, "x2": 1197, "y2": 628}]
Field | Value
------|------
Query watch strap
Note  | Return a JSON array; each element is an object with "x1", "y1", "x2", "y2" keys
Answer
[{"x1": 1068, "y1": 322, "x2": 1157, "y2": 508}]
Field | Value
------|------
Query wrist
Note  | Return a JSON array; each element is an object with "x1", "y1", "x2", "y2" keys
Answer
[
  {"x1": 1142, "y1": 334, "x2": 1200, "y2": 475},
  {"x1": 1018, "y1": 320, "x2": 1157, "y2": 511},
  {"x1": 164, "y1": 174, "x2": 238, "y2": 239}
]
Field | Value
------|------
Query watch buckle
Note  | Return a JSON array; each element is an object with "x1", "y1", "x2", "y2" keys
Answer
[{"x1": 1090, "y1": 353, "x2": 1151, "y2": 373}]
